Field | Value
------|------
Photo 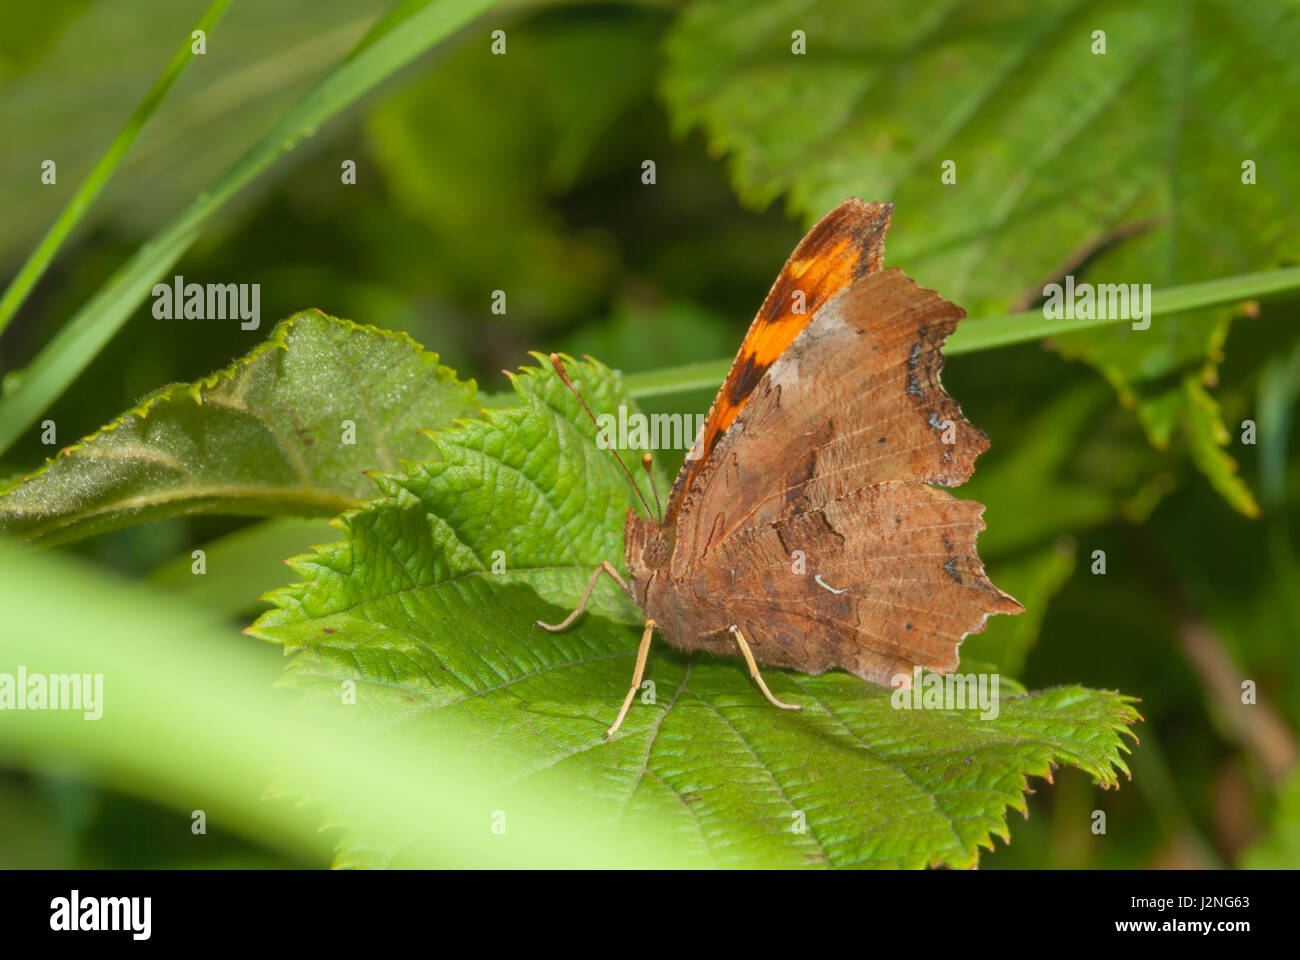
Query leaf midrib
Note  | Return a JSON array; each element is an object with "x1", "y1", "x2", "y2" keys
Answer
[{"x1": 9, "y1": 483, "x2": 356, "y2": 540}]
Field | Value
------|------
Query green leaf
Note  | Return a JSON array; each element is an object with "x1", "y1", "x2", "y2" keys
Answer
[
  {"x1": 1051, "y1": 308, "x2": 1259, "y2": 517},
  {"x1": 664, "y1": 0, "x2": 1299, "y2": 312},
  {"x1": 0, "y1": 311, "x2": 478, "y2": 546},
  {"x1": 663, "y1": 0, "x2": 1296, "y2": 514},
  {"x1": 250, "y1": 354, "x2": 1139, "y2": 868},
  {"x1": 1180, "y1": 373, "x2": 1259, "y2": 517}
]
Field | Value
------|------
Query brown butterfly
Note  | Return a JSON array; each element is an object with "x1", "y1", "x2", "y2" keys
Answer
[{"x1": 539, "y1": 198, "x2": 1022, "y2": 737}]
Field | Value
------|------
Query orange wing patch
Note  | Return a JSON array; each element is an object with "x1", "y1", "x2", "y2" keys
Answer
[{"x1": 665, "y1": 198, "x2": 894, "y2": 524}]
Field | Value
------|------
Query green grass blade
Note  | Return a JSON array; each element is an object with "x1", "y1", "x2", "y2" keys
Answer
[
  {"x1": 945, "y1": 266, "x2": 1300, "y2": 355},
  {"x1": 0, "y1": 0, "x2": 498, "y2": 457},
  {"x1": 624, "y1": 266, "x2": 1300, "y2": 399},
  {"x1": 0, "y1": 0, "x2": 235, "y2": 342}
]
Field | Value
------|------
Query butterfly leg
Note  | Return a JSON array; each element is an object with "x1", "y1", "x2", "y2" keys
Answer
[
  {"x1": 536, "y1": 561, "x2": 633, "y2": 632},
  {"x1": 605, "y1": 619, "x2": 656, "y2": 739},
  {"x1": 729, "y1": 625, "x2": 802, "y2": 712}
]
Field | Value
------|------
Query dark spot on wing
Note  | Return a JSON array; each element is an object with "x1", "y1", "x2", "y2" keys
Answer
[{"x1": 727, "y1": 350, "x2": 770, "y2": 409}]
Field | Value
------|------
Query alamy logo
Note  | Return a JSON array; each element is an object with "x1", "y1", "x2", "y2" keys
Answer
[
  {"x1": 50, "y1": 891, "x2": 150, "y2": 940},
  {"x1": 0, "y1": 666, "x2": 103, "y2": 719},
  {"x1": 596, "y1": 405, "x2": 706, "y2": 458},
  {"x1": 891, "y1": 666, "x2": 1000, "y2": 720},
  {"x1": 1042, "y1": 275, "x2": 1151, "y2": 330},
  {"x1": 152, "y1": 274, "x2": 260, "y2": 329}
]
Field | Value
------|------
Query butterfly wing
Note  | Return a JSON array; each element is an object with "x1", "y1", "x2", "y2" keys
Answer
[
  {"x1": 657, "y1": 265, "x2": 1022, "y2": 685},
  {"x1": 662, "y1": 198, "x2": 894, "y2": 529}
]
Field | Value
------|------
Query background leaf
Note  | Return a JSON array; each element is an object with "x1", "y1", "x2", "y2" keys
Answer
[
  {"x1": 662, "y1": 0, "x2": 1300, "y2": 513},
  {"x1": 0, "y1": 311, "x2": 478, "y2": 545}
]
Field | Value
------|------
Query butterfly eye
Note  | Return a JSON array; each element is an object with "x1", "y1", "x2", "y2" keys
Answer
[{"x1": 642, "y1": 538, "x2": 670, "y2": 570}]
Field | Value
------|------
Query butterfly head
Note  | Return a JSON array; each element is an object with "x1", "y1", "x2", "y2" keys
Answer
[
  {"x1": 642, "y1": 535, "x2": 670, "y2": 570},
  {"x1": 623, "y1": 509, "x2": 669, "y2": 607}
]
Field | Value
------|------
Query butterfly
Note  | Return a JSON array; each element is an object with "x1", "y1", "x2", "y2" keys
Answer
[{"x1": 539, "y1": 198, "x2": 1022, "y2": 737}]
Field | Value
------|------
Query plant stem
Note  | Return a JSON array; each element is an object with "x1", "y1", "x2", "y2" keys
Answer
[{"x1": 624, "y1": 265, "x2": 1300, "y2": 399}]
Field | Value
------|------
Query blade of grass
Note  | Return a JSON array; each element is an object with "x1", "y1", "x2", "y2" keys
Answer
[
  {"x1": 0, "y1": 0, "x2": 498, "y2": 457},
  {"x1": 0, "y1": 0, "x2": 235, "y2": 342},
  {"x1": 623, "y1": 266, "x2": 1300, "y2": 399},
  {"x1": 946, "y1": 265, "x2": 1300, "y2": 354}
]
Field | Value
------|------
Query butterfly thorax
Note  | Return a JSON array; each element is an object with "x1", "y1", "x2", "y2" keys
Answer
[
  {"x1": 622, "y1": 509, "x2": 663, "y2": 609},
  {"x1": 623, "y1": 509, "x2": 698, "y2": 635},
  {"x1": 623, "y1": 507, "x2": 738, "y2": 653}
]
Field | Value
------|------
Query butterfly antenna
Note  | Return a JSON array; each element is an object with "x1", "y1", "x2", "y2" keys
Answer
[
  {"x1": 549, "y1": 353, "x2": 656, "y2": 521},
  {"x1": 640, "y1": 453, "x2": 663, "y2": 526}
]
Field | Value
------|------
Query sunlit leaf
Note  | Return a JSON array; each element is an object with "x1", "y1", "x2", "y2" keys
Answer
[{"x1": 0, "y1": 311, "x2": 478, "y2": 545}]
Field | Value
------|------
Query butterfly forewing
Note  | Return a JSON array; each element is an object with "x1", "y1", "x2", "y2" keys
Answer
[{"x1": 664, "y1": 198, "x2": 894, "y2": 527}]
